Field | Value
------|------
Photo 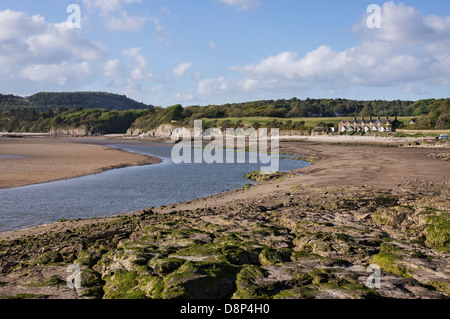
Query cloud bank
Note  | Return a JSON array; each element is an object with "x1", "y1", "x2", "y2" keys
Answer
[
  {"x1": 0, "y1": 9, "x2": 106, "y2": 92},
  {"x1": 199, "y1": 2, "x2": 450, "y2": 96}
]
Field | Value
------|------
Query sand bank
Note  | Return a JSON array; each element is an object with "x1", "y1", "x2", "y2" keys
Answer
[{"x1": 0, "y1": 137, "x2": 161, "y2": 189}]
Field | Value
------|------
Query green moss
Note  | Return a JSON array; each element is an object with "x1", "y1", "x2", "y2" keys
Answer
[
  {"x1": 172, "y1": 243, "x2": 224, "y2": 263},
  {"x1": 243, "y1": 171, "x2": 284, "y2": 181},
  {"x1": 148, "y1": 257, "x2": 185, "y2": 275},
  {"x1": 162, "y1": 261, "x2": 238, "y2": 299},
  {"x1": 252, "y1": 223, "x2": 286, "y2": 236},
  {"x1": 25, "y1": 277, "x2": 66, "y2": 287},
  {"x1": 310, "y1": 269, "x2": 332, "y2": 284},
  {"x1": 79, "y1": 268, "x2": 105, "y2": 298},
  {"x1": 36, "y1": 251, "x2": 63, "y2": 265},
  {"x1": 334, "y1": 233, "x2": 353, "y2": 243},
  {"x1": 233, "y1": 265, "x2": 270, "y2": 299},
  {"x1": 372, "y1": 206, "x2": 414, "y2": 229},
  {"x1": 424, "y1": 212, "x2": 450, "y2": 253},
  {"x1": 369, "y1": 253, "x2": 410, "y2": 278},
  {"x1": 273, "y1": 286, "x2": 321, "y2": 299},
  {"x1": 139, "y1": 276, "x2": 165, "y2": 298},
  {"x1": 426, "y1": 280, "x2": 450, "y2": 295},
  {"x1": 221, "y1": 245, "x2": 258, "y2": 265},
  {"x1": 103, "y1": 271, "x2": 147, "y2": 299},
  {"x1": 259, "y1": 248, "x2": 291, "y2": 266},
  {"x1": 380, "y1": 241, "x2": 405, "y2": 253},
  {"x1": 76, "y1": 249, "x2": 104, "y2": 267},
  {"x1": 290, "y1": 251, "x2": 322, "y2": 261}
]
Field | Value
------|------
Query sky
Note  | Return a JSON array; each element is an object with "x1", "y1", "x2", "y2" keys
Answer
[{"x1": 1, "y1": 0, "x2": 450, "y2": 107}]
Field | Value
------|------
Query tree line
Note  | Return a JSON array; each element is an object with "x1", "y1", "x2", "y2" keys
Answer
[
  {"x1": 0, "y1": 97, "x2": 448, "y2": 134},
  {"x1": 0, "y1": 92, "x2": 152, "y2": 111}
]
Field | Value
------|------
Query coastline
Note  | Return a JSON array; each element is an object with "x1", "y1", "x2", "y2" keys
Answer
[
  {"x1": 0, "y1": 137, "x2": 162, "y2": 190},
  {"x1": 0, "y1": 138, "x2": 449, "y2": 299}
]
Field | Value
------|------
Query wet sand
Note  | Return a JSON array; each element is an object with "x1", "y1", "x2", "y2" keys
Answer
[
  {"x1": 0, "y1": 137, "x2": 161, "y2": 189},
  {"x1": 1, "y1": 137, "x2": 449, "y2": 240}
]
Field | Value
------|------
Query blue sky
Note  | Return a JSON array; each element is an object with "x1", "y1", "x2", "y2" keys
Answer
[{"x1": 1, "y1": 0, "x2": 450, "y2": 107}]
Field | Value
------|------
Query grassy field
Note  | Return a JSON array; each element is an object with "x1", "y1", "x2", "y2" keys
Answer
[{"x1": 202, "y1": 116, "x2": 417, "y2": 128}]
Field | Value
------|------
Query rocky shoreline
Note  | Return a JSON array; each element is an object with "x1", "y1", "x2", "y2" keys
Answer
[{"x1": 0, "y1": 140, "x2": 448, "y2": 299}]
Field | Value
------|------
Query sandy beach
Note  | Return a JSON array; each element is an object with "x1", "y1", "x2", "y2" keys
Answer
[{"x1": 0, "y1": 137, "x2": 161, "y2": 189}]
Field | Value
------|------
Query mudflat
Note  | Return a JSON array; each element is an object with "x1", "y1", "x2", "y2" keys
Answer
[
  {"x1": 0, "y1": 137, "x2": 161, "y2": 189},
  {"x1": 0, "y1": 138, "x2": 449, "y2": 299}
]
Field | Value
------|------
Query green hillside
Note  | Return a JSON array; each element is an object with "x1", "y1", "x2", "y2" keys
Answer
[{"x1": 0, "y1": 92, "x2": 152, "y2": 111}]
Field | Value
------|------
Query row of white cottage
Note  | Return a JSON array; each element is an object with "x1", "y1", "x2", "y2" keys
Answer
[{"x1": 339, "y1": 116, "x2": 402, "y2": 133}]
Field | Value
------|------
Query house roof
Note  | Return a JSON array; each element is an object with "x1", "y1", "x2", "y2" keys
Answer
[{"x1": 340, "y1": 118, "x2": 395, "y2": 125}]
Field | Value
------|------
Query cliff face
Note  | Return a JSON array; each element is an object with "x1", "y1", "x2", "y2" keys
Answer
[
  {"x1": 126, "y1": 124, "x2": 312, "y2": 140},
  {"x1": 126, "y1": 124, "x2": 188, "y2": 139}
]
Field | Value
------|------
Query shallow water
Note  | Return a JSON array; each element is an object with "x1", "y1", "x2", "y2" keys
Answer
[{"x1": 0, "y1": 142, "x2": 308, "y2": 232}]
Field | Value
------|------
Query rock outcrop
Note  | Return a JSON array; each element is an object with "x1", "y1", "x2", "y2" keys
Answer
[
  {"x1": 0, "y1": 180, "x2": 448, "y2": 299},
  {"x1": 49, "y1": 126, "x2": 102, "y2": 137}
]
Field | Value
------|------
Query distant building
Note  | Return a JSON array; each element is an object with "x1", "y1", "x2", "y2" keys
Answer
[{"x1": 339, "y1": 116, "x2": 402, "y2": 133}]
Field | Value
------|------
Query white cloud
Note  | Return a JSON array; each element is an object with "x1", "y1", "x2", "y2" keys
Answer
[
  {"x1": 218, "y1": 0, "x2": 261, "y2": 11},
  {"x1": 0, "y1": 10, "x2": 45, "y2": 42},
  {"x1": 149, "y1": 17, "x2": 171, "y2": 44},
  {"x1": 122, "y1": 47, "x2": 147, "y2": 69},
  {"x1": 104, "y1": 47, "x2": 153, "y2": 98},
  {"x1": 150, "y1": 84, "x2": 164, "y2": 93},
  {"x1": 198, "y1": 77, "x2": 239, "y2": 95},
  {"x1": 354, "y1": 2, "x2": 450, "y2": 44},
  {"x1": 103, "y1": 59, "x2": 125, "y2": 77},
  {"x1": 175, "y1": 92, "x2": 195, "y2": 102},
  {"x1": 81, "y1": 0, "x2": 142, "y2": 14},
  {"x1": 20, "y1": 61, "x2": 92, "y2": 86},
  {"x1": 104, "y1": 11, "x2": 147, "y2": 32},
  {"x1": 130, "y1": 68, "x2": 153, "y2": 81},
  {"x1": 0, "y1": 9, "x2": 106, "y2": 91},
  {"x1": 0, "y1": 10, "x2": 106, "y2": 67},
  {"x1": 82, "y1": 0, "x2": 148, "y2": 33},
  {"x1": 199, "y1": 2, "x2": 450, "y2": 96},
  {"x1": 173, "y1": 62, "x2": 193, "y2": 77}
]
